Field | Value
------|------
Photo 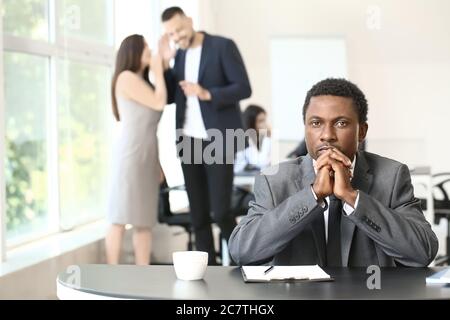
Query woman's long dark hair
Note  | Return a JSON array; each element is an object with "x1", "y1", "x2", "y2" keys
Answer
[
  {"x1": 111, "y1": 34, "x2": 151, "y2": 121},
  {"x1": 242, "y1": 104, "x2": 266, "y2": 150}
]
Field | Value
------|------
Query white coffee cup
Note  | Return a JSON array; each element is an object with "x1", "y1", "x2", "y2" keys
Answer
[{"x1": 172, "y1": 251, "x2": 208, "y2": 281}]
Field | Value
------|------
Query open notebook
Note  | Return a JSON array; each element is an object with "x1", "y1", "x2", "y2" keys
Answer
[{"x1": 241, "y1": 265, "x2": 333, "y2": 283}]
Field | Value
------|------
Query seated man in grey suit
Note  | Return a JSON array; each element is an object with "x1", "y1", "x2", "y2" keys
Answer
[{"x1": 229, "y1": 78, "x2": 438, "y2": 267}]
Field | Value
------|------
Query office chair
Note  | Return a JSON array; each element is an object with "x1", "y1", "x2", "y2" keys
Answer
[
  {"x1": 432, "y1": 173, "x2": 450, "y2": 266},
  {"x1": 230, "y1": 185, "x2": 254, "y2": 218},
  {"x1": 159, "y1": 180, "x2": 253, "y2": 264},
  {"x1": 217, "y1": 185, "x2": 254, "y2": 265},
  {"x1": 158, "y1": 180, "x2": 194, "y2": 251}
]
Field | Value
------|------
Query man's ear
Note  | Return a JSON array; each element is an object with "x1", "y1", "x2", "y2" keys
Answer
[{"x1": 359, "y1": 122, "x2": 368, "y2": 142}]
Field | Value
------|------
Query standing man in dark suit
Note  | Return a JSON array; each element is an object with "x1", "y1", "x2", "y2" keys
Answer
[
  {"x1": 159, "y1": 7, "x2": 252, "y2": 264},
  {"x1": 229, "y1": 78, "x2": 438, "y2": 267}
]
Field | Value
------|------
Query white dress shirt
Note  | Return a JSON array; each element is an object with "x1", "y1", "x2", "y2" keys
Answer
[
  {"x1": 183, "y1": 46, "x2": 208, "y2": 139},
  {"x1": 310, "y1": 156, "x2": 360, "y2": 242},
  {"x1": 234, "y1": 137, "x2": 271, "y2": 173}
]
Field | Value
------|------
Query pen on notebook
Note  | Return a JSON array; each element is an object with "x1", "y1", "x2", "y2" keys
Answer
[{"x1": 264, "y1": 266, "x2": 274, "y2": 274}]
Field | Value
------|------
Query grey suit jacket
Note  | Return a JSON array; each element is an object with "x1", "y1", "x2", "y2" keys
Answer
[{"x1": 228, "y1": 151, "x2": 439, "y2": 267}]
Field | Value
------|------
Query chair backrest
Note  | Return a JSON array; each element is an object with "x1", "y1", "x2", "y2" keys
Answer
[
  {"x1": 158, "y1": 180, "x2": 194, "y2": 251},
  {"x1": 411, "y1": 172, "x2": 450, "y2": 213},
  {"x1": 230, "y1": 186, "x2": 254, "y2": 217}
]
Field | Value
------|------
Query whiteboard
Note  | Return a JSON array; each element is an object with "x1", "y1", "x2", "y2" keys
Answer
[{"x1": 270, "y1": 37, "x2": 348, "y2": 141}]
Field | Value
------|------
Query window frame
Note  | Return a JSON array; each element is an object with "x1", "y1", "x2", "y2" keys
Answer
[
  {"x1": 1, "y1": 0, "x2": 115, "y2": 252},
  {"x1": 1, "y1": 0, "x2": 7, "y2": 262}
]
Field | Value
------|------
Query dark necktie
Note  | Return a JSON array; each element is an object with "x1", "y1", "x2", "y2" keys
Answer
[{"x1": 327, "y1": 195, "x2": 342, "y2": 266}]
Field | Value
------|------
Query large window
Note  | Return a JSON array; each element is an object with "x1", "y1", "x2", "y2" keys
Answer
[
  {"x1": 2, "y1": 0, "x2": 114, "y2": 247},
  {"x1": 4, "y1": 52, "x2": 51, "y2": 243},
  {"x1": 58, "y1": 60, "x2": 112, "y2": 230}
]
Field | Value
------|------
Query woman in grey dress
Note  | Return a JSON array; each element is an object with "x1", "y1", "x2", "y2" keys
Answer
[{"x1": 106, "y1": 34, "x2": 167, "y2": 265}]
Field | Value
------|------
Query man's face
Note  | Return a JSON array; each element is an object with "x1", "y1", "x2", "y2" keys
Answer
[
  {"x1": 304, "y1": 95, "x2": 368, "y2": 161},
  {"x1": 163, "y1": 14, "x2": 194, "y2": 49}
]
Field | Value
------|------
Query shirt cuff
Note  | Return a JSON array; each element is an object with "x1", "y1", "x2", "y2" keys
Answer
[
  {"x1": 343, "y1": 191, "x2": 360, "y2": 215},
  {"x1": 310, "y1": 185, "x2": 326, "y2": 208}
]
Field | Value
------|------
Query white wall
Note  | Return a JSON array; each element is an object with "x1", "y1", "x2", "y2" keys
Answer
[
  {"x1": 0, "y1": 241, "x2": 103, "y2": 299},
  {"x1": 114, "y1": 0, "x2": 157, "y2": 48},
  {"x1": 200, "y1": 0, "x2": 450, "y2": 172},
  {"x1": 270, "y1": 37, "x2": 348, "y2": 141}
]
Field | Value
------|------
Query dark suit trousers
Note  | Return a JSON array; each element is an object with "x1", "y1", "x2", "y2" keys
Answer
[{"x1": 180, "y1": 137, "x2": 236, "y2": 264}]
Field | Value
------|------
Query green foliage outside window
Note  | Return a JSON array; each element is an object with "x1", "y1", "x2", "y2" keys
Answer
[
  {"x1": 5, "y1": 139, "x2": 47, "y2": 232},
  {"x1": 3, "y1": 0, "x2": 49, "y2": 41},
  {"x1": 4, "y1": 52, "x2": 49, "y2": 240}
]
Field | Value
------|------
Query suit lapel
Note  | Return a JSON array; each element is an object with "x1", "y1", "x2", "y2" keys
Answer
[
  {"x1": 295, "y1": 155, "x2": 327, "y2": 265},
  {"x1": 198, "y1": 32, "x2": 210, "y2": 83},
  {"x1": 341, "y1": 151, "x2": 373, "y2": 266},
  {"x1": 177, "y1": 50, "x2": 186, "y2": 81}
]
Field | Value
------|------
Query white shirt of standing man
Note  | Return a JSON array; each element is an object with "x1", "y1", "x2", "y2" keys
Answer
[{"x1": 183, "y1": 45, "x2": 208, "y2": 139}]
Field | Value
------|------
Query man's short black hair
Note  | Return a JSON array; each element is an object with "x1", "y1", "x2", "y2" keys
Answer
[
  {"x1": 161, "y1": 6, "x2": 185, "y2": 22},
  {"x1": 302, "y1": 78, "x2": 368, "y2": 123}
]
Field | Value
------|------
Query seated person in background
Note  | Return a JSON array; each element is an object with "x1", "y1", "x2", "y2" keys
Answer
[
  {"x1": 229, "y1": 78, "x2": 438, "y2": 267},
  {"x1": 234, "y1": 104, "x2": 272, "y2": 173}
]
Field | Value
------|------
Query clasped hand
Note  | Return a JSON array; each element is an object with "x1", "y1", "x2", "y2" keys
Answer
[{"x1": 312, "y1": 148, "x2": 357, "y2": 207}]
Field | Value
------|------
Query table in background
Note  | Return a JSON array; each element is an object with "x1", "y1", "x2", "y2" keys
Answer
[{"x1": 233, "y1": 171, "x2": 258, "y2": 191}]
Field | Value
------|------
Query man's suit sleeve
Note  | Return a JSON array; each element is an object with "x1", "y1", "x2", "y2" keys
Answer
[
  {"x1": 228, "y1": 173, "x2": 322, "y2": 266},
  {"x1": 347, "y1": 164, "x2": 439, "y2": 266},
  {"x1": 208, "y1": 39, "x2": 252, "y2": 108}
]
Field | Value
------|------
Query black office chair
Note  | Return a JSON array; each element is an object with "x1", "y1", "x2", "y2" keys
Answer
[
  {"x1": 431, "y1": 173, "x2": 450, "y2": 266},
  {"x1": 159, "y1": 180, "x2": 253, "y2": 264},
  {"x1": 215, "y1": 185, "x2": 254, "y2": 264},
  {"x1": 158, "y1": 180, "x2": 194, "y2": 251},
  {"x1": 230, "y1": 185, "x2": 254, "y2": 218}
]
